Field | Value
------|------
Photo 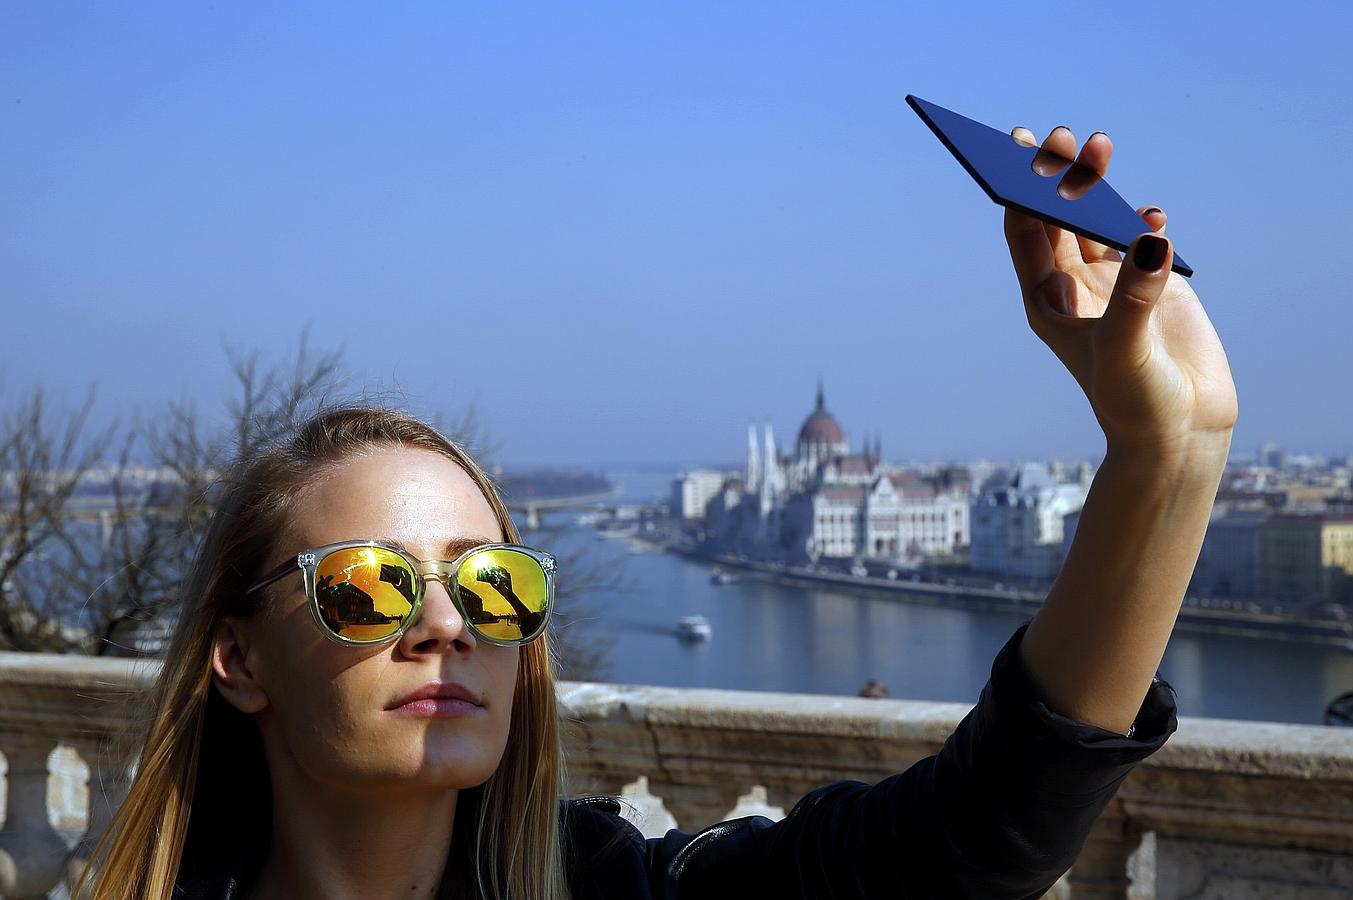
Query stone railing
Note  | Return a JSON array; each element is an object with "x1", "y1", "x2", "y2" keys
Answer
[
  {"x1": 2, "y1": 653, "x2": 1352, "y2": 898},
  {"x1": 0, "y1": 653, "x2": 150, "y2": 899}
]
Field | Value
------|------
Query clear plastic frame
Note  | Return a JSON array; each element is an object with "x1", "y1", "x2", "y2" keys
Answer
[{"x1": 246, "y1": 539, "x2": 556, "y2": 647}]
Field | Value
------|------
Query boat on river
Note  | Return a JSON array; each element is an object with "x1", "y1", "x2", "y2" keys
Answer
[{"x1": 676, "y1": 615, "x2": 712, "y2": 642}]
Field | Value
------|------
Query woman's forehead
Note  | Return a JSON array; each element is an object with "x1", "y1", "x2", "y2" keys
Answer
[{"x1": 290, "y1": 447, "x2": 504, "y2": 550}]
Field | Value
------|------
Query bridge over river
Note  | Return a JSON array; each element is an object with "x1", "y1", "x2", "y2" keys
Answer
[
  {"x1": 499, "y1": 488, "x2": 620, "y2": 529},
  {"x1": 60, "y1": 487, "x2": 622, "y2": 540}
]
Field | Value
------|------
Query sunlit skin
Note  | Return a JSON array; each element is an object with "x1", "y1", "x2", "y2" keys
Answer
[
  {"x1": 1005, "y1": 124, "x2": 1238, "y2": 734},
  {"x1": 210, "y1": 446, "x2": 519, "y2": 900}
]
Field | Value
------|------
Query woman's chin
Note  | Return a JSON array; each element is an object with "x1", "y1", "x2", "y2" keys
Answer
[{"x1": 385, "y1": 745, "x2": 501, "y2": 789}]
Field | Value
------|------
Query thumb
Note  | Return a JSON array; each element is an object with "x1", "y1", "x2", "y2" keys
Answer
[{"x1": 1097, "y1": 232, "x2": 1172, "y2": 359}]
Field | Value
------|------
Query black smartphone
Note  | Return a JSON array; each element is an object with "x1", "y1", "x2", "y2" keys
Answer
[{"x1": 905, "y1": 95, "x2": 1192, "y2": 277}]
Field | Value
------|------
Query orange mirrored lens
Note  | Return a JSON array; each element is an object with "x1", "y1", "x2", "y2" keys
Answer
[
  {"x1": 315, "y1": 547, "x2": 418, "y2": 641},
  {"x1": 454, "y1": 548, "x2": 549, "y2": 641}
]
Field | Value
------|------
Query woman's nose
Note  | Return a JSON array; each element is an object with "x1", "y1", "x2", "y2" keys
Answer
[{"x1": 399, "y1": 578, "x2": 476, "y2": 655}]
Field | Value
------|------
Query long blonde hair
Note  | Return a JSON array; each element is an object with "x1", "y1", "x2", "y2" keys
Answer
[{"x1": 78, "y1": 407, "x2": 571, "y2": 900}]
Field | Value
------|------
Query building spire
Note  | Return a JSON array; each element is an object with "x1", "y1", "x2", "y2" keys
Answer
[
  {"x1": 746, "y1": 423, "x2": 760, "y2": 492},
  {"x1": 815, "y1": 376, "x2": 825, "y2": 412}
]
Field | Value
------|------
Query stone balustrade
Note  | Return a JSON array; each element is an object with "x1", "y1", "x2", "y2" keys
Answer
[{"x1": 2, "y1": 652, "x2": 1351, "y2": 898}]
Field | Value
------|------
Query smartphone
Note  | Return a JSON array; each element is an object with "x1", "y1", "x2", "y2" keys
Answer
[{"x1": 905, "y1": 95, "x2": 1192, "y2": 277}]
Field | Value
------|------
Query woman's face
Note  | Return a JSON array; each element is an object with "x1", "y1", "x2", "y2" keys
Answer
[{"x1": 227, "y1": 445, "x2": 520, "y2": 794}]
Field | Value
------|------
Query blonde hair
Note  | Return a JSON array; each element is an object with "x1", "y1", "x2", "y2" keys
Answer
[{"x1": 78, "y1": 407, "x2": 571, "y2": 900}]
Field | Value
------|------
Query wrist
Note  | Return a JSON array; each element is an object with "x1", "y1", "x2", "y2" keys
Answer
[{"x1": 1103, "y1": 428, "x2": 1233, "y2": 473}]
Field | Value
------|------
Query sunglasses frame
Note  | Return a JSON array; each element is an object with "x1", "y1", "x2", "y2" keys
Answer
[{"x1": 245, "y1": 539, "x2": 556, "y2": 647}]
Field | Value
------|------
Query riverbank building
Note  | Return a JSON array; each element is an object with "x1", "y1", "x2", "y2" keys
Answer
[
  {"x1": 969, "y1": 462, "x2": 1091, "y2": 581},
  {"x1": 702, "y1": 384, "x2": 971, "y2": 564}
]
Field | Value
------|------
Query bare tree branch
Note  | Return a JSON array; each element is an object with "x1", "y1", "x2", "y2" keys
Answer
[
  {"x1": 3, "y1": 336, "x2": 620, "y2": 683},
  {"x1": 17, "y1": 339, "x2": 348, "y2": 655},
  {"x1": 0, "y1": 388, "x2": 104, "y2": 651}
]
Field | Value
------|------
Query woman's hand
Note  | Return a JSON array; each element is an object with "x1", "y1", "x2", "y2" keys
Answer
[{"x1": 1002, "y1": 125, "x2": 1237, "y2": 458}]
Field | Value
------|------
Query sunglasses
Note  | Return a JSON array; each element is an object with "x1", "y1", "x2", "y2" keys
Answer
[{"x1": 245, "y1": 540, "x2": 556, "y2": 646}]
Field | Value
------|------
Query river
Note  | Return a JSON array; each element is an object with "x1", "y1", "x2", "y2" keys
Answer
[{"x1": 527, "y1": 470, "x2": 1353, "y2": 727}]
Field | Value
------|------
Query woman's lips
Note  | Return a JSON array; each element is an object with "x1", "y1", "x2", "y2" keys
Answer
[
  {"x1": 390, "y1": 697, "x2": 485, "y2": 717},
  {"x1": 388, "y1": 681, "x2": 486, "y2": 717}
]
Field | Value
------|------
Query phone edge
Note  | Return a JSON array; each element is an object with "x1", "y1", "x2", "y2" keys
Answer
[{"x1": 905, "y1": 95, "x2": 1193, "y2": 278}]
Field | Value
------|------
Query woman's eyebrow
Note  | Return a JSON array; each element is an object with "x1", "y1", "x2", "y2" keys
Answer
[
  {"x1": 376, "y1": 536, "x2": 501, "y2": 559},
  {"x1": 442, "y1": 536, "x2": 502, "y2": 559}
]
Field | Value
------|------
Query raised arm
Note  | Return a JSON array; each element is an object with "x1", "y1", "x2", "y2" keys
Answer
[
  {"x1": 1002, "y1": 125, "x2": 1237, "y2": 734},
  {"x1": 610, "y1": 122, "x2": 1234, "y2": 900}
]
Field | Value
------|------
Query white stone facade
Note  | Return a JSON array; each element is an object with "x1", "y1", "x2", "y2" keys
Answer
[
  {"x1": 670, "y1": 469, "x2": 730, "y2": 521},
  {"x1": 703, "y1": 386, "x2": 972, "y2": 563},
  {"x1": 970, "y1": 462, "x2": 1090, "y2": 580}
]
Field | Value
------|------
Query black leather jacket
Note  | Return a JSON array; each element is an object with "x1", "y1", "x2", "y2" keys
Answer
[{"x1": 176, "y1": 623, "x2": 1177, "y2": 899}]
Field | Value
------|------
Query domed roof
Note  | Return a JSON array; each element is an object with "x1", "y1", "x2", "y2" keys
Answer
[{"x1": 797, "y1": 382, "x2": 845, "y2": 446}]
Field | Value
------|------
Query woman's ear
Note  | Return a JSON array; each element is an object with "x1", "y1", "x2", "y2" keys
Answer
[{"x1": 211, "y1": 617, "x2": 271, "y2": 714}]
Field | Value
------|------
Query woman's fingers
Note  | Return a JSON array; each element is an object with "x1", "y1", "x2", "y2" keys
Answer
[
  {"x1": 1031, "y1": 125, "x2": 1077, "y2": 177},
  {"x1": 1007, "y1": 125, "x2": 1158, "y2": 320},
  {"x1": 1097, "y1": 232, "x2": 1174, "y2": 362},
  {"x1": 1006, "y1": 124, "x2": 1093, "y2": 311},
  {"x1": 1062, "y1": 131, "x2": 1115, "y2": 263},
  {"x1": 1077, "y1": 234, "x2": 1122, "y2": 264},
  {"x1": 1003, "y1": 205, "x2": 1056, "y2": 295},
  {"x1": 1030, "y1": 127, "x2": 1094, "y2": 274},
  {"x1": 1058, "y1": 131, "x2": 1112, "y2": 201},
  {"x1": 1138, "y1": 205, "x2": 1168, "y2": 234},
  {"x1": 1077, "y1": 200, "x2": 1165, "y2": 266}
]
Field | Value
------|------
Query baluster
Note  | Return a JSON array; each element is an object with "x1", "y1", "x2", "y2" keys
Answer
[
  {"x1": 721, "y1": 784, "x2": 785, "y2": 822},
  {"x1": 0, "y1": 732, "x2": 70, "y2": 900},
  {"x1": 64, "y1": 735, "x2": 134, "y2": 896},
  {"x1": 616, "y1": 776, "x2": 678, "y2": 838},
  {"x1": 644, "y1": 777, "x2": 743, "y2": 833}
]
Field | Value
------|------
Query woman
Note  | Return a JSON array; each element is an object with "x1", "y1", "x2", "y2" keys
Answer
[{"x1": 81, "y1": 124, "x2": 1236, "y2": 899}]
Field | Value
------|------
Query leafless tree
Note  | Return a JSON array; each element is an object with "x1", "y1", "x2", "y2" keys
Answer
[
  {"x1": 0, "y1": 389, "x2": 103, "y2": 651},
  {"x1": 57, "y1": 337, "x2": 345, "y2": 655},
  {"x1": 5, "y1": 340, "x2": 622, "y2": 680}
]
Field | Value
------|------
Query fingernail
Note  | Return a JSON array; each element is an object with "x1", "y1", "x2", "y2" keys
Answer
[
  {"x1": 1052, "y1": 124, "x2": 1070, "y2": 134},
  {"x1": 1133, "y1": 234, "x2": 1168, "y2": 272},
  {"x1": 1142, "y1": 206, "x2": 1162, "y2": 217},
  {"x1": 1090, "y1": 130, "x2": 1107, "y2": 139}
]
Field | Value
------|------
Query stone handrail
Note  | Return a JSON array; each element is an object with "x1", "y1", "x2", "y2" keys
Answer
[{"x1": 2, "y1": 652, "x2": 1352, "y2": 898}]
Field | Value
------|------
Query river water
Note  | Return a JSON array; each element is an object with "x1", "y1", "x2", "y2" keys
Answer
[{"x1": 529, "y1": 470, "x2": 1353, "y2": 727}]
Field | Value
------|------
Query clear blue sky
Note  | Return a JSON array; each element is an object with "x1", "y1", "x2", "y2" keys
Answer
[{"x1": 5, "y1": 2, "x2": 1350, "y2": 467}]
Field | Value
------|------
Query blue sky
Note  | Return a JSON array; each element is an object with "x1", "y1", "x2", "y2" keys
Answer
[{"x1": 5, "y1": 2, "x2": 1350, "y2": 467}]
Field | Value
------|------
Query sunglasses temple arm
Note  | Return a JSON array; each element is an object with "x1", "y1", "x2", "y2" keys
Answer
[{"x1": 246, "y1": 556, "x2": 300, "y2": 595}]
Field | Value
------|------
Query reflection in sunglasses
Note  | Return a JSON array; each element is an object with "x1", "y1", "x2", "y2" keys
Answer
[
  {"x1": 315, "y1": 548, "x2": 418, "y2": 637},
  {"x1": 316, "y1": 576, "x2": 403, "y2": 629},
  {"x1": 459, "y1": 553, "x2": 548, "y2": 640},
  {"x1": 310, "y1": 545, "x2": 551, "y2": 642},
  {"x1": 379, "y1": 563, "x2": 416, "y2": 604}
]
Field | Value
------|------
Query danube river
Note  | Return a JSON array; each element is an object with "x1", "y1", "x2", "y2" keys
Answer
[{"x1": 528, "y1": 470, "x2": 1353, "y2": 727}]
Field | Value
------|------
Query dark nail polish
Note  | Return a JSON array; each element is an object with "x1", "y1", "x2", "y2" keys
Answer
[
  {"x1": 1142, "y1": 206, "x2": 1162, "y2": 217},
  {"x1": 1052, "y1": 124, "x2": 1070, "y2": 134},
  {"x1": 1133, "y1": 234, "x2": 1168, "y2": 272}
]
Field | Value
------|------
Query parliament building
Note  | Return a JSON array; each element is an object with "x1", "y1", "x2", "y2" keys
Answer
[{"x1": 699, "y1": 384, "x2": 972, "y2": 564}]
